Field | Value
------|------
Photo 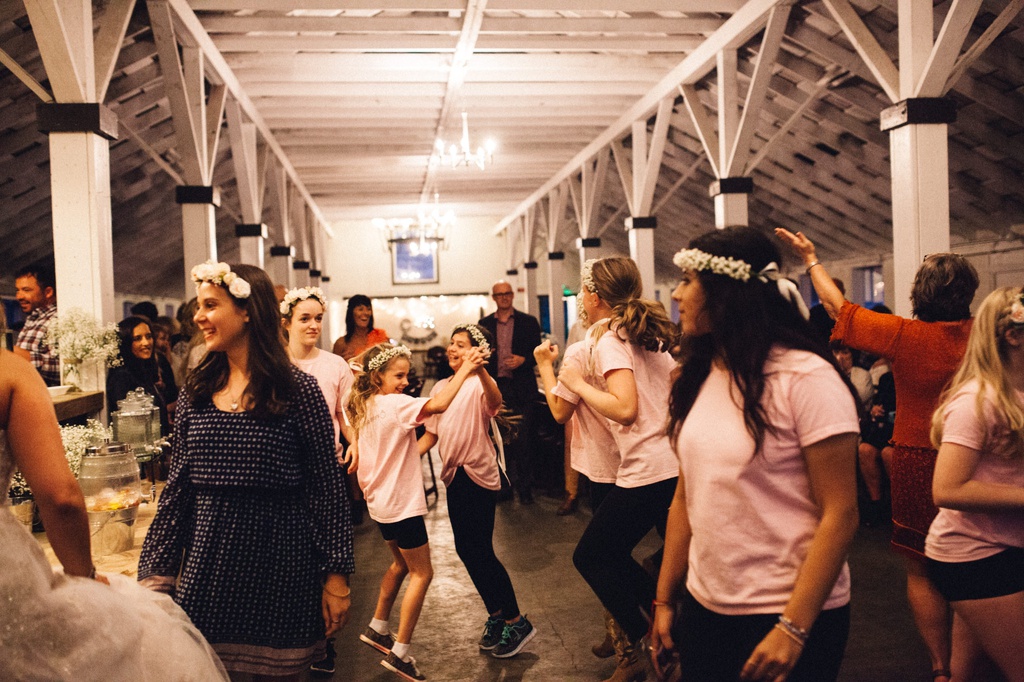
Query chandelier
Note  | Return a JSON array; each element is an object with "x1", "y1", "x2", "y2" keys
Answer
[
  {"x1": 434, "y1": 112, "x2": 496, "y2": 170},
  {"x1": 373, "y1": 194, "x2": 455, "y2": 253}
]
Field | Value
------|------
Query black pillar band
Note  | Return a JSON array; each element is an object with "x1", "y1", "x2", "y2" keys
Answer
[
  {"x1": 577, "y1": 237, "x2": 601, "y2": 248},
  {"x1": 309, "y1": 269, "x2": 321, "y2": 278},
  {"x1": 708, "y1": 177, "x2": 754, "y2": 197},
  {"x1": 523, "y1": 261, "x2": 539, "y2": 270},
  {"x1": 235, "y1": 223, "x2": 268, "y2": 238},
  {"x1": 293, "y1": 260, "x2": 310, "y2": 270},
  {"x1": 505, "y1": 269, "x2": 519, "y2": 276},
  {"x1": 176, "y1": 186, "x2": 221, "y2": 206},
  {"x1": 625, "y1": 216, "x2": 657, "y2": 229},
  {"x1": 37, "y1": 103, "x2": 119, "y2": 140},
  {"x1": 270, "y1": 245, "x2": 295, "y2": 257},
  {"x1": 880, "y1": 98, "x2": 957, "y2": 132},
  {"x1": 547, "y1": 251, "x2": 565, "y2": 260}
]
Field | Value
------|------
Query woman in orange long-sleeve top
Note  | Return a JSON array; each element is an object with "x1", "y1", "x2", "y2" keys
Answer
[{"x1": 778, "y1": 228, "x2": 978, "y2": 682}]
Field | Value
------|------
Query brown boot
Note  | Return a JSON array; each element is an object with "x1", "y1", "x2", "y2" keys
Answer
[
  {"x1": 592, "y1": 610, "x2": 617, "y2": 658},
  {"x1": 602, "y1": 641, "x2": 648, "y2": 682}
]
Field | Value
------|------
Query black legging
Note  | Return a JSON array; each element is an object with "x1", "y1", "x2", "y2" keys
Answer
[
  {"x1": 573, "y1": 477, "x2": 677, "y2": 642},
  {"x1": 447, "y1": 467, "x2": 520, "y2": 618}
]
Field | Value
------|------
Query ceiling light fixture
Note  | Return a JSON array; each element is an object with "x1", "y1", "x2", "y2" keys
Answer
[
  {"x1": 434, "y1": 112, "x2": 496, "y2": 170},
  {"x1": 373, "y1": 193, "x2": 455, "y2": 253}
]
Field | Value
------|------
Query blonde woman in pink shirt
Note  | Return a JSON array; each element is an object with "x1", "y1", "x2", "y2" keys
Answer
[
  {"x1": 554, "y1": 256, "x2": 680, "y2": 682},
  {"x1": 652, "y1": 227, "x2": 859, "y2": 682},
  {"x1": 925, "y1": 286, "x2": 1024, "y2": 681},
  {"x1": 418, "y1": 324, "x2": 536, "y2": 660},
  {"x1": 347, "y1": 343, "x2": 485, "y2": 681}
]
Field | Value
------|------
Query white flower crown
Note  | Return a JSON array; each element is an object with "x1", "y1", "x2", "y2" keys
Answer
[
  {"x1": 366, "y1": 345, "x2": 412, "y2": 372},
  {"x1": 672, "y1": 248, "x2": 752, "y2": 282},
  {"x1": 452, "y1": 323, "x2": 490, "y2": 354},
  {"x1": 280, "y1": 286, "x2": 327, "y2": 316},
  {"x1": 673, "y1": 248, "x2": 810, "y2": 320},
  {"x1": 191, "y1": 261, "x2": 251, "y2": 299},
  {"x1": 1010, "y1": 293, "x2": 1024, "y2": 326}
]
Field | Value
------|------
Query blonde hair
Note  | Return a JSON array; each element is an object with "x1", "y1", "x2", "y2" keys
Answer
[
  {"x1": 584, "y1": 256, "x2": 678, "y2": 350},
  {"x1": 346, "y1": 343, "x2": 409, "y2": 433},
  {"x1": 930, "y1": 286, "x2": 1024, "y2": 458}
]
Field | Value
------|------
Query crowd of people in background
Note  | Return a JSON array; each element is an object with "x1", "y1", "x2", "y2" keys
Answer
[{"x1": 3, "y1": 227, "x2": 1024, "y2": 682}]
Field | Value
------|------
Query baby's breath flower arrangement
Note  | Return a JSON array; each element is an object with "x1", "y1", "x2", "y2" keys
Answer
[
  {"x1": 8, "y1": 420, "x2": 111, "y2": 500},
  {"x1": 46, "y1": 308, "x2": 122, "y2": 387}
]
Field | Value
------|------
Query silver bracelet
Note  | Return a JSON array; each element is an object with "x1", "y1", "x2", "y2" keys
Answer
[
  {"x1": 777, "y1": 616, "x2": 809, "y2": 645},
  {"x1": 805, "y1": 260, "x2": 821, "y2": 274}
]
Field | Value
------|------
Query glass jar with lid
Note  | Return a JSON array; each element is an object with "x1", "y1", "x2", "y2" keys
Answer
[{"x1": 78, "y1": 440, "x2": 143, "y2": 555}]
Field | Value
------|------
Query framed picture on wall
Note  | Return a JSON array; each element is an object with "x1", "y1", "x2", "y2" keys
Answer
[{"x1": 391, "y1": 239, "x2": 439, "y2": 285}]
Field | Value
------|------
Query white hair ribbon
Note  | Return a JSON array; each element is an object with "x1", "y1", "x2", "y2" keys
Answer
[{"x1": 758, "y1": 262, "x2": 810, "y2": 320}]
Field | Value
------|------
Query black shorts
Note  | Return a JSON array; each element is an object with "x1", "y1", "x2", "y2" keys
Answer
[
  {"x1": 927, "y1": 547, "x2": 1024, "y2": 602},
  {"x1": 377, "y1": 515, "x2": 428, "y2": 550}
]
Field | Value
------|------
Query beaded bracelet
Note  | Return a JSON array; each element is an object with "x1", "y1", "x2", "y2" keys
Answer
[
  {"x1": 776, "y1": 616, "x2": 809, "y2": 646},
  {"x1": 805, "y1": 260, "x2": 822, "y2": 274}
]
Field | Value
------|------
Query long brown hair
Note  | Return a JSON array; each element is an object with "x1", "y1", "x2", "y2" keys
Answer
[{"x1": 185, "y1": 264, "x2": 295, "y2": 418}]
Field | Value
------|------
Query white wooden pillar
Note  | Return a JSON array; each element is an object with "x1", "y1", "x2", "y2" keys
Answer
[
  {"x1": 267, "y1": 164, "x2": 294, "y2": 288},
  {"x1": 150, "y1": 0, "x2": 226, "y2": 292},
  {"x1": 544, "y1": 184, "x2": 569, "y2": 347},
  {"x1": 269, "y1": 245, "x2": 295, "y2": 289},
  {"x1": 822, "y1": 0, "x2": 992, "y2": 315},
  {"x1": 626, "y1": 217, "x2": 658, "y2": 300},
  {"x1": 521, "y1": 262, "x2": 539, "y2": 320},
  {"x1": 27, "y1": 0, "x2": 136, "y2": 323},
  {"x1": 227, "y1": 98, "x2": 269, "y2": 268}
]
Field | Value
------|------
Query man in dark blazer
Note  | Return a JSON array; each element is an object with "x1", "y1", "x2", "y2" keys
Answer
[{"x1": 479, "y1": 280, "x2": 542, "y2": 503}]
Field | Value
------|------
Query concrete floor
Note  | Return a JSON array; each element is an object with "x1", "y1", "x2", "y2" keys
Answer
[{"x1": 320, "y1": 450, "x2": 941, "y2": 682}]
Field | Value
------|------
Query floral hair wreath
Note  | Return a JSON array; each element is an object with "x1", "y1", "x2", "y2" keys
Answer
[
  {"x1": 366, "y1": 345, "x2": 412, "y2": 372},
  {"x1": 1010, "y1": 291, "x2": 1024, "y2": 326},
  {"x1": 191, "y1": 261, "x2": 251, "y2": 299},
  {"x1": 672, "y1": 247, "x2": 810, "y2": 320},
  {"x1": 280, "y1": 286, "x2": 327, "y2": 316},
  {"x1": 452, "y1": 323, "x2": 491, "y2": 354}
]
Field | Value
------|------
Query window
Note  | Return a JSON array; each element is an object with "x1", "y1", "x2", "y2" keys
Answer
[
  {"x1": 391, "y1": 240, "x2": 439, "y2": 285},
  {"x1": 853, "y1": 265, "x2": 884, "y2": 308}
]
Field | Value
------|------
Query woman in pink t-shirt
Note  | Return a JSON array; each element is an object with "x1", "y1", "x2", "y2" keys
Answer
[
  {"x1": 652, "y1": 227, "x2": 860, "y2": 682},
  {"x1": 551, "y1": 256, "x2": 680, "y2": 681},
  {"x1": 925, "y1": 286, "x2": 1024, "y2": 681},
  {"x1": 346, "y1": 343, "x2": 484, "y2": 681},
  {"x1": 419, "y1": 324, "x2": 535, "y2": 660}
]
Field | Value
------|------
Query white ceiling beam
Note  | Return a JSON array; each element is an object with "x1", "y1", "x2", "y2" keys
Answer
[
  {"x1": 943, "y1": 0, "x2": 1024, "y2": 93},
  {"x1": 0, "y1": 46, "x2": 53, "y2": 102},
  {"x1": 211, "y1": 34, "x2": 704, "y2": 53},
  {"x1": 244, "y1": 81, "x2": 648, "y2": 98},
  {"x1": 568, "y1": 148, "x2": 610, "y2": 238},
  {"x1": 725, "y1": 2, "x2": 790, "y2": 176},
  {"x1": 161, "y1": 0, "x2": 333, "y2": 237},
  {"x1": 635, "y1": 97, "x2": 674, "y2": 215},
  {"x1": 678, "y1": 84, "x2": 721, "y2": 178},
  {"x1": 493, "y1": 0, "x2": 782, "y2": 234},
  {"x1": 820, "y1": 0, "x2": 900, "y2": 102},
  {"x1": 226, "y1": 98, "x2": 261, "y2": 223},
  {"x1": 716, "y1": 49, "x2": 739, "y2": 177},
  {"x1": 192, "y1": 0, "x2": 743, "y2": 9},
  {"x1": 23, "y1": 0, "x2": 93, "y2": 102},
  {"x1": 546, "y1": 182, "x2": 569, "y2": 252},
  {"x1": 93, "y1": 0, "x2": 136, "y2": 102},
  {"x1": 914, "y1": 0, "x2": 983, "y2": 96},
  {"x1": 609, "y1": 140, "x2": 635, "y2": 217},
  {"x1": 652, "y1": 151, "x2": 706, "y2": 214}
]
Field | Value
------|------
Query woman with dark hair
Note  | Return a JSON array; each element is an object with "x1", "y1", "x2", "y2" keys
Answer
[
  {"x1": 138, "y1": 262, "x2": 354, "y2": 680},
  {"x1": 651, "y1": 227, "x2": 860, "y2": 682},
  {"x1": 106, "y1": 315, "x2": 178, "y2": 435},
  {"x1": 332, "y1": 294, "x2": 389, "y2": 364},
  {"x1": 778, "y1": 228, "x2": 979, "y2": 682}
]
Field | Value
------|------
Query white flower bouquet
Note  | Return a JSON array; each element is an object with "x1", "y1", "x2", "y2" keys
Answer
[
  {"x1": 46, "y1": 308, "x2": 122, "y2": 370},
  {"x1": 8, "y1": 419, "x2": 111, "y2": 500}
]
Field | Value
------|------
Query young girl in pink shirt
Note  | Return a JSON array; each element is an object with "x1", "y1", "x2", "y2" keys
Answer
[
  {"x1": 926, "y1": 286, "x2": 1024, "y2": 681},
  {"x1": 347, "y1": 343, "x2": 485, "y2": 681},
  {"x1": 418, "y1": 324, "x2": 536, "y2": 659}
]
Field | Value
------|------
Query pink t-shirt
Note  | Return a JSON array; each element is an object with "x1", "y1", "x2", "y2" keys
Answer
[
  {"x1": 593, "y1": 330, "x2": 678, "y2": 488},
  {"x1": 925, "y1": 382, "x2": 1024, "y2": 562},
  {"x1": 551, "y1": 340, "x2": 620, "y2": 484},
  {"x1": 292, "y1": 350, "x2": 353, "y2": 443},
  {"x1": 355, "y1": 393, "x2": 430, "y2": 524},
  {"x1": 425, "y1": 375, "x2": 502, "y2": 490},
  {"x1": 675, "y1": 348, "x2": 859, "y2": 615}
]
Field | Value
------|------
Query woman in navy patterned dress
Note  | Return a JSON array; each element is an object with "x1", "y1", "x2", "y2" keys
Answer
[{"x1": 138, "y1": 263, "x2": 354, "y2": 679}]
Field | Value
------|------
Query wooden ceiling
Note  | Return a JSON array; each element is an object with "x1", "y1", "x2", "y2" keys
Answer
[{"x1": 1, "y1": 0, "x2": 1022, "y2": 299}]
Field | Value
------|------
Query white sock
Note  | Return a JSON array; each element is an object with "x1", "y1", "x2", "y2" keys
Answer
[
  {"x1": 370, "y1": 618, "x2": 390, "y2": 635},
  {"x1": 391, "y1": 641, "x2": 411, "y2": 661}
]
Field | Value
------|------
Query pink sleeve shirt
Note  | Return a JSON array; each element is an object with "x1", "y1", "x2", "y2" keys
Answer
[
  {"x1": 675, "y1": 348, "x2": 859, "y2": 615},
  {"x1": 551, "y1": 340, "x2": 620, "y2": 484},
  {"x1": 425, "y1": 375, "x2": 502, "y2": 490},
  {"x1": 293, "y1": 350, "x2": 354, "y2": 443},
  {"x1": 355, "y1": 393, "x2": 430, "y2": 524},
  {"x1": 925, "y1": 382, "x2": 1024, "y2": 562},
  {"x1": 594, "y1": 331, "x2": 678, "y2": 488}
]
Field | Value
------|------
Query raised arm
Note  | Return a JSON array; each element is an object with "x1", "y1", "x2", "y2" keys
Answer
[
  {"x1": 560, "y1": 365, "x2": 638, "y2": 426},
  {"x1": 420, "y1": 347, "x2": 487, "y2": 417},
  {"x1": 534, "y1": 340, "x2": 576, "y2": 424},
  {"x1": 775, "y1": 227, "x2": 847, "y2": 320}
]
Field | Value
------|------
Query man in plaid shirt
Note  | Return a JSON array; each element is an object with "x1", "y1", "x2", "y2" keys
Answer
[{"x1": 14, "y1": 265, "x2": 59, "y2": 386}]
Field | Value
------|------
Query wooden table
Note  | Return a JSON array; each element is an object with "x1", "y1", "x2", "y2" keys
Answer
[{"x1": 52, "y1": 390, "x2": 104, "y2": 422}]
